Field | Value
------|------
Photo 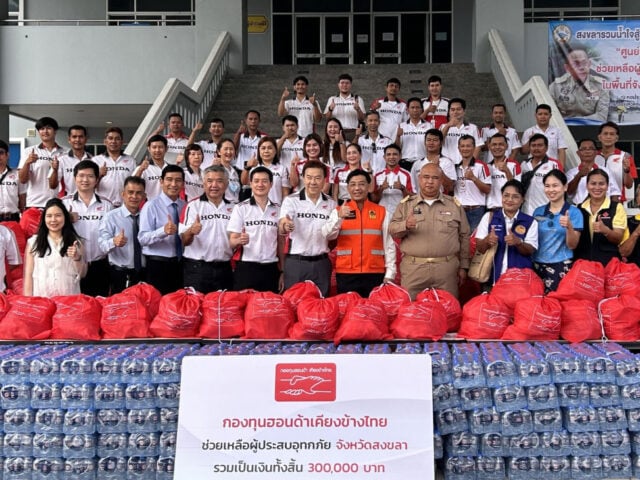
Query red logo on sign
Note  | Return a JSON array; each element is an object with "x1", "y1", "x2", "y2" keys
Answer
[{"x1": 275, "y1": 363, "x2": 336, "y2": 402}]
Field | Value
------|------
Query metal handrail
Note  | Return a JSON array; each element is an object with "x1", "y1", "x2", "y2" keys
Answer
[
  {"x1": 487, "y1": 28, "x2": 579, "y2": 170},
  {"x1": 124, "y1": 31, "x2": 231, "y2": 161}
]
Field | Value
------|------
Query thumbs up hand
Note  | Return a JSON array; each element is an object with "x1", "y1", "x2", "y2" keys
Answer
[
  {"x1": 139, "y1": 156, "x2": 150, "y2": 172},
  {"x1": 559, "y1": 210, "x2": 572, "y2": 229},
  {"x1": 487, "y1": 225, "x2": 498, "y2": 246},
  {"x1": 593, "y1": 214, "x2": 608, "y2": 235},
  {"x1": 68, "y1": 204, "x2": 79, "y2": 223},
  {"x1": 28, "y1": 149, "x2": 38, "y2": 164},
  {"x1": 190, "y1": 214, "x2": 202, "y2": 236},
  {"x1": 283, "y1": 214, "x2": 295, "y2": 233},
  {"x1": 114, "y1": 228, "x2": 128, "y2": 247},
  {"x1": 238, "y1": 226, "x2": 250, "y2": 245},
  {"x1": 50, "y1": 155, "x2": 59, "y2": 171},
  {"x1": 67, "y1": 240, "x2": 80, "y2": 260},
  {"x1": 406, "y1": 210, "x2": 417, "y2": 230},
  {"x1": 164, "y1": 214, "x2": 177, "y2": 235}
]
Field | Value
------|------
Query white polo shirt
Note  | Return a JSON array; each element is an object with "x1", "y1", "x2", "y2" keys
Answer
[
  {"x1": 566, "y1": 164, "x2": 619, "y2": 204},
  {"x1": 358, "y1": 134, "x2": 392, "y2": 174},
  {"x1": 283, "y1": 97, "x2": 320, "y2": 137},
  {"x1": 197, "y1": 140, "x2": 218, "y2": 169},
  {"x1": 180, "y1": 195, "x2": 234, "y2": 262},
  {"x1": 373, "y1": 97, "x2": 408, "y2": 140},
  {"x1": 62, "y1": 192, "x2": 113, "y2": 262},
  {"x1": 521, "y1": 125, "x2": 567, "y2": 161},
  {"x1": 332, "y1": 164, "x2": 354, "y2": 202},
  {"x1": 56, "y1": 150, "x2": 93, "y2": 196},
  {"x1": 595, "y1": 149, "x2": 637, "y2": 202},
  {"x1": 410, "y1": 156, "x2": 457, "y2": 192},
  {"x1": 400, "y1": 119, "x2": 433, "y2": 161},
  {"x1": 280, "y1": 189, "x2": 336, "y2": 256},
  {"x1": 324, "y1": 94, "x2": 366, "y2": 129},
  {"x1": 486, "y1": 160, "x2": 522, "y2": 209},
  {"x1": 441, "y1": 122, "x2": 484, "y2": 164},
  {"x1": 165, "y1": 133, "x2": 189, "y2": 165},
  {"x1": 0, "y1": 168, "x2": 25, "y2": 215},
  {"x1": 0, "y1": 225, "x2": 21, "y2": 292},
  {"x1": 521, "y1": 157, "x2": 562, "y2": 215},
  {"x1": 454, "y1": 159, "x2": 491, "y2": 207},
  {"x1": 236, "y1": 132, "x2": 267, "y2": 170},
  {"x1": 93, "y1": 152, "x2": 137, "y2": 207},
  {"x1": 139, "y1": 163, "x2": 164, "y2": 200},
  {"x1": 227, "y1": 197, "x2": 280, "y2": 263},
  {"x1": 374, "y1": 166, "x2": 413, "y2": 214},
  {"x1": 19, "y1": 143, "x2": 65, "y2": 207},
  {"x1": 481, "y1": 125, "x2": 522, "y2": 162},
  {"x1": 279, "y1": 136, "x2": 304, "y2": 173},
  {"x1": 183, "y1": 169, "x2": 204, "y2": 202},
  {"x1": 421, "y1": 96, "x2": 449, "y2": 129}
]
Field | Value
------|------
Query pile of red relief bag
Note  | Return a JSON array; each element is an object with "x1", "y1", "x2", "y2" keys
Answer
[
  {"x1": 0, "y1": 279, "x2": 466, "y2": 343},
  {"x1": 458, "y1": 258, "x2": 640, "y2": 343}
]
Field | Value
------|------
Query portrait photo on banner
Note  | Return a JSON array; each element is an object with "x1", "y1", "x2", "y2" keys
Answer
[{"x1": 548, "y1": 20, "x2": 640, "y2": 126}]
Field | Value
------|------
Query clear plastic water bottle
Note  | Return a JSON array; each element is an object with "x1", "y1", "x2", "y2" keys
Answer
[
  {"x1": 601, "y1": 429, "x2": 631, "y2": 455},
  {"x1": 127, "y1": 432, "x2": 159, "y2": 457},
  {"x1": 570, "y1": 455, "x2": 602, "y2": 480},
  {"x1": 63, "y1": 409, "x2": 96, "y2": 435},
  {"x1": 1, "y1": 383, "x2": 32, "y2": 409},
  {"x1": 492, "y1": 384, "x2": 527, "y2": 412},
  {"x1": 34, "y1": 408, "x2": 64, "y2": 434},
  {"x1": 433, "y1": 383, "x2": 461, "y2": 411},
  {"x1": 469, "y1": 407, "x2": 501, "y2": 435},
  {"x1": 93, "y1": 356, "x2": 122, "y2": 385},
  {"x1": 159, "y1": 431, "x2": 176, "y2": 457},
  {"x1": 507, "y1": 343, "x2": 551, "y2": 387},
  {"x1": 589, "y1": 382, "x2": 620, "y2": 407},
  {"x1": 557, "y1": 382, "x2": 590, "y2": 408},
  {"x1": 94, "y1": 383, "x2": 125, "y2": 409},
  {"x1": 452, "y1": 344, "x2": 485, "y2": 389},
  {"x1": 445, "y1": 432, "x2": 478, "y2": 457},
  {"x1": 540, "y1": 430, "x2": 572, "y2": 457},
  {"x1": 96, "y1": 409, "x2": 128, "y2": 434},
  {"x1": 63, "y1": 433, "x2": 96, "y2": 458},
  {"x1": 126, "y1": 456, "x2": 156, "y2": 480},
  {"x1": 125, "y1": 383, "x2": 157, "y2": 409},
  {"x1": 526, "y1": 384, "x2": 559, "y2": 410},
  {"x1": 508, "y1": 432, "x2": 541, "y2": 457},
  {"x1": 97, "y1": 433, "x2": 128, "y2": 458},
  {"x1": 426, "y1": 343, "x2": 452, "y2": 386},
  {"x1": 443, "y1": 456, "x2": 476, "y2": 480},
  {"x1": 475, "y1": 456, "x2": 504, "y2": 480},
  {"x1": 621, "y1": 384, "x2": 640, "y2": 409},
  {"x1": 127, "y1": 408, "x2": 160, "y2": 434},
  {"x1": 155, "y1": 382, "x2": 180, "y2": 408},
  {"x1": 539, "y1": 456, "x2": 571, "y2": 479},
  {"x1": 627, "y1": 407, "x2": 640, "y2": 432},
  {"x1": 60, "y1": 383, "x2": 94, "y2": 410},
  {"x1": 434, "y1": 432, "x2": 443, "y2": 459},
  {"x1": 506, "y1": 456, "x2": 540, "y2": 480},
  {"x1": 33, "y1": 433, "x2": 64, "y2": 458},
  {"x1": 60, "y1": 353, "x2": 94, "y2": 384},
  {"x1": 155, "y1": 456, "x2": 175, "y2": 480},
  {"x1": 97, "y1": 456, "x2": 127, "y2": 479},
  {"x1": 569, "y1": 430, "x2": 601, "y2": 456},
  {"x1": 563, "y1": 405, "x2": 598, "y2": 433},
  {"x1": 3, "y1": 408, "x2": 35, "y2": 433},
  {"x1": 31, "y1": 383, "x2": 62, "y2": 409},
  {"x1": 532, "y1": 407, "x2": 563, "y2": 432},
  {"x1": 602, "y1": 454, "x2": 632, "y2": 479},
  {"x1": 597, "y1": 405, "x2": 628, "y2": 431},
  {"x1": 3, "y1": 432, "x2": 33, "y2": 457},
  {"x1": 460, "y1": 386, "x2": 492, "y2": 411},
  {"x1": 32, "y1": 457, "x2": 64, "y2": 480},
  {"x1": 479, "y1": 433, "x2": 506, "y2": 457},
  {"x1": 63, "y1": 458, "x2": 96, "y2": 480},
  {"x1": 435, "y1": 407, "x2": 468, "y2": 435},
  {"x1": 159, "y1": 407, "x2": 179, "y2": 433},
  {"x1": 480, "y1": 342, "x2": 517, "y2": 387},
  {"x1": 3, "y1": 456, "x2": 33, "y2": 480},
  {"x1": 501, "y1": 409, "x2": 533, "y2": 436}
]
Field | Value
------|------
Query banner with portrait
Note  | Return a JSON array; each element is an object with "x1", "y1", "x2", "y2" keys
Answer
[{"x1": 549, "y1": 20, "x2": 640, "y2": 125}]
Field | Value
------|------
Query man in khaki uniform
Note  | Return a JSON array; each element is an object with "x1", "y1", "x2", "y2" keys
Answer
[{"x1": 389, "y1": 163, "x2": 470, "y2": 299}]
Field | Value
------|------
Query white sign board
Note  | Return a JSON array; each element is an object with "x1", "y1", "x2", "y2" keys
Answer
[{"x1": 175, "y1": 354, "x2": 434, "y2": 479}]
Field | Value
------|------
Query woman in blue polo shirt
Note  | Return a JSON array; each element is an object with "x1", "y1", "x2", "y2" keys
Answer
[{"x1": 532, "y1": 170, "x2": 583, "y2": 293}]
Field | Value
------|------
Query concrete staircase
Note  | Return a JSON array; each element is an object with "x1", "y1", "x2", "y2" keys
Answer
[{"x1": 199, "y1": 64, "x2": 505, "y2": 140}]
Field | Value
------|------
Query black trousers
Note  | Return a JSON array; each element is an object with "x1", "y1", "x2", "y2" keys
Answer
[
  {"x1": 183, "y1": 258, "x2": 233, "y2": 294},
  {"x1": 336, "y1": 272, "x2": 385, "y2": 298},
  {"x1": 81, "y1": 258, "x2": 110, "y2": 297},
  {"x1": 283, "y1": 254, "x2": 331, "y2": 297},
  {"x1": 145, "y1": 256, "x2": 183, "y2": 295},
  {"x1": 109, "y1": 266, "x2": 146, "y2": 295},
  {"x1": 233, "y1": 261, "x2": 279, "y2": 293}
]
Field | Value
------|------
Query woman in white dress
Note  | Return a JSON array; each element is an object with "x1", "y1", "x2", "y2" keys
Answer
[{"x1": 23, "y1": 198, "x2": 87, "y2": 297}]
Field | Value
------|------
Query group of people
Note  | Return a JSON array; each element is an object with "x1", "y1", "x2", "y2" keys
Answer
[{"x1": 0, "y1": 72, "x2": 637, "y2": 302}]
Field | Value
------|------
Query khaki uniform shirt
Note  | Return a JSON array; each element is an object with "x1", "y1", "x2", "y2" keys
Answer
[
  {"x1": 549, "y1": 73, "x2": 609, "y2": 122},
  {"x1": 389, "y1": 193, "x2": 471, "y2": 269}
]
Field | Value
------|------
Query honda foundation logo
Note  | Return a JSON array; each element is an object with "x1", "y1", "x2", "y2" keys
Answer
[{"x1": 275, "y1": 363, "x2": 336, "y2": 402}]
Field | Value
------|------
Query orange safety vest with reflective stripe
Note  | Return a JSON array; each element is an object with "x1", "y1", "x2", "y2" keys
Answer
[{"x1": 335, "y1": 200, "x2": 386, "y2": 274}]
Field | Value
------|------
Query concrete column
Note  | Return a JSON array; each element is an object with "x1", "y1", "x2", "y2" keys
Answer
[{"x1": 195, "y1": 0, "x2": 246, "y2": 74}]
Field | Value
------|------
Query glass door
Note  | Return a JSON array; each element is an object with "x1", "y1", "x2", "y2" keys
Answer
[{"x1": 373, "y1": 15, "x2": 400, "y2": 64}]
